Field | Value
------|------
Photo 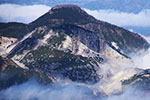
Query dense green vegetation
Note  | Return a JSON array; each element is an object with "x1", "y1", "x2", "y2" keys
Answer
[
  {"x1": 0, "y1": 64, "x2": 52, "y2": 90},
  {"x1": 48, "y1": 33, "x2": 65, "y2": 47},
  {"x1": 19, "y1": 46, "x2": 100, "y2": 83}
]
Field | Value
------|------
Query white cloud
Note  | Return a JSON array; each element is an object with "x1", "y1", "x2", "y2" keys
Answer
[
  {"x1": 0, "y1": 79, "x2": 150, "y2": 100},
  {"x1": 85, "y1": 9, "x2": 150, "y2": 27},
  {"x1": 133, "y1": 48, "x2": 150, "y2": 69},
  {"x1": 132, "y1": 35, "x2": 150, "y2": 69},
  {"x1": 0, "y1": 80, "x2": 93, "y2": 100},
  {"x1": 0, "y1": 4, "x2": 51, "y2": 23},
  {"x1": 145, "y1": 35, "x2": 150, "y2": 43}
]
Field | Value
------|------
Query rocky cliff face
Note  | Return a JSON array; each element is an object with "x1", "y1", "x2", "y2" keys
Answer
[
  {"x1": 0, "y1": 36, "x2": 17, "y2": 56},
  {"x1": 0, "y1": 4, "x2": 149, "y2": 96}
]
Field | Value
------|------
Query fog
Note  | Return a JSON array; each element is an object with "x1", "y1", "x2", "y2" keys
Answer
[
  {"x1": 0, "y1": 80, "x2": 94, "y2": 100},
  {"x1": 0, "y1": 79, "x2": 149, "y2": 100},
  {"x1": 106, "y1": 87, "x2": 150, "y2": 100},
  {"x1": 132, "y1": 35, "x2": 150, "y2": 69}
]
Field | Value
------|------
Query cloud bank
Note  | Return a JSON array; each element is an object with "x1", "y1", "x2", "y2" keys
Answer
[
  {"x1": 0, "y1": 80, "x2": 95, "y2": 100},
  {"x1": 0, "y1": 4, "x2": 50, "y2": 23},
  {"x1": 85, "y1": 9, "x2": 150, "y2": 27},
  {"x1": 0, "y1": 79, "x2": 149, "y2": 100}
]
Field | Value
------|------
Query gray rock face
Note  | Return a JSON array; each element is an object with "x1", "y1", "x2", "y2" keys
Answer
[
  {"x1": 56, "y1": 24, "x2": 103, "y2": 52},
  {"x1": 7, "y1": 26, "x2": 102, "y2": 84},
  {"x1": 80, "y1": 23, "x2": 150, "y2": 55}
]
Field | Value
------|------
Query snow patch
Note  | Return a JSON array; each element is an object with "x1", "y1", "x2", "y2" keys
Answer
[{"x1": 111, "y1": 42, "x2": 119, "y2": 50}]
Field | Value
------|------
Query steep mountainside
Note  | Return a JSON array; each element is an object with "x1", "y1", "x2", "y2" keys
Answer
[
  {"x1": 29, "y1": 5, "x2": 149, "y2": 55},
  {"x1": 7, "y1": 24, "x2": 137, "y2": 94},
  {"x1": 8, "y1": 25, "x2": 102, "y2": 84}
]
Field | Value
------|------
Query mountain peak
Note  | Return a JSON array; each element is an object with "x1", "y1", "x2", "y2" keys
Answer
[
  {"x1": 51, "y1": 4, "x2": 81, "y2": 10},
  {"x1": 49, "y1": 4, "x2": 86, "y2": 17},
  {"x1": 30, "y1": 4, "x2": 96, "y2": 29}
]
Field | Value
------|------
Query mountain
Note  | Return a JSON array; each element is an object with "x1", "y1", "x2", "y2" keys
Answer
[{"x1": 0, "y1": 4, "x2": 150, "y2": 96}]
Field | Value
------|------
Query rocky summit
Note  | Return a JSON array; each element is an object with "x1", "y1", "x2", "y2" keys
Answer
[{"x1": 0, "y1": 4, "x2": 150, "y2": 97}]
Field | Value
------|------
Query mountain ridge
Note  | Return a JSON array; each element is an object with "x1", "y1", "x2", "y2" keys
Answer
[{"x1": 0, "y1": 5, "x2": 148, "y2": 56}]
